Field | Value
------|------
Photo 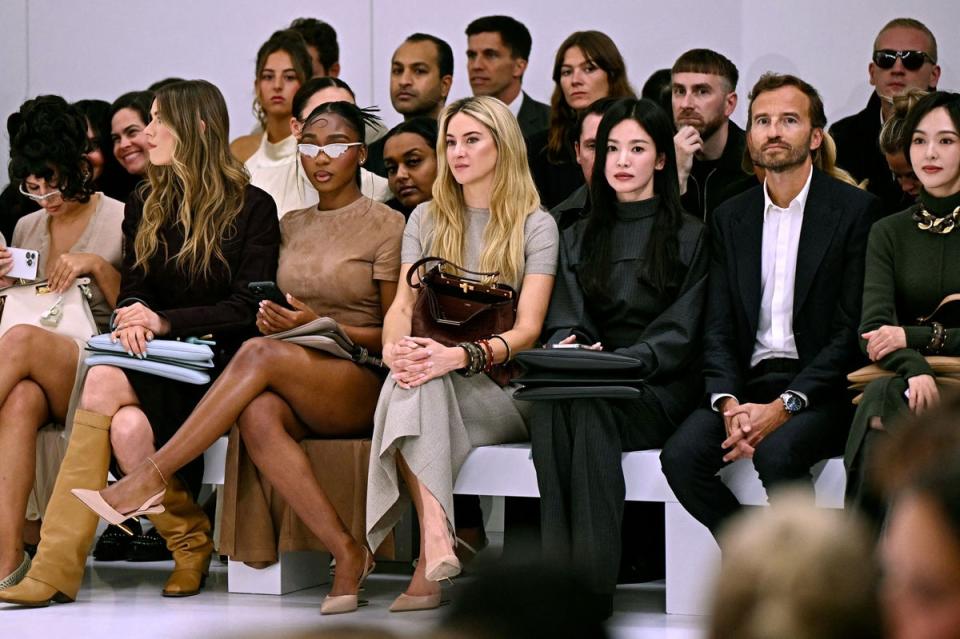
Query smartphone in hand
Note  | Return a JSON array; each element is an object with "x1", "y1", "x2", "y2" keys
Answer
[
  {"x1": 6, "y1": 247, "x2": 39, "y2": 280},
  {"x1": 248, "y1": 281, "x2": 294, "y2": 310}
]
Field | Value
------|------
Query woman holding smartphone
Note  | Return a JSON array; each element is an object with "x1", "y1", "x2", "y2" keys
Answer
[
  {"x1": 0, "y1": 80, "x2": 280, "y2": 606},
  {"x1": 67, "y1": 101, "x2": 403, "y2": 614},
  {"x1": 0, "y1": 95, "x2": 124, "y2": 593}
]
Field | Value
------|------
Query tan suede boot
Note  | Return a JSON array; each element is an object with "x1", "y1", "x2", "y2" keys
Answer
[
  {"x1": 0, "y1": 409, "x2": 112, "y2": 606},
  {"x1": 147, "y1": 476, "x2": 213, "y2": 597}
]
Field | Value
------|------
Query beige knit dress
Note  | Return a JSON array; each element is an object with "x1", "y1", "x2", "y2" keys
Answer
[{"x1": 365, "y1": 203, "x2": 558, "y2": 553}]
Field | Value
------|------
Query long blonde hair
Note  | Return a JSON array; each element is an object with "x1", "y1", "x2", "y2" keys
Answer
[
  {"x1": 429, "y1": 96, "x2": 540, "y2": 288},
  {"x1": 135, "y1": 80, "x2": 249, "y2": 282}
]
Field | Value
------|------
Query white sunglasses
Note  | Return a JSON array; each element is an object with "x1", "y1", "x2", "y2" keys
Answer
[
  {"x1": 19, "y1": 183, "x2": 62, "y2": 203},
  {"x1": 297, "y1": 142, "x2": 363, "y2": 159}
]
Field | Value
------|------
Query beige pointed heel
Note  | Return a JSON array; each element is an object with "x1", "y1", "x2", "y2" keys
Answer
[
  {"x1": 70, "y1": 457, "x2": 167, "y2": 534},
  {"x1": 320, "y1": 548, "x2": 374, "y2": 615},
  {"x1": 70, "y1": 488, "x2": 165, "y2": 534},
  {"x1": 389, "y1": 591, "x2": 443, "y2": 612}
]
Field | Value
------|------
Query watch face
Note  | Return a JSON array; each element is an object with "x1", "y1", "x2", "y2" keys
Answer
[{"x1": 783, "y1": 394, "x2": 802, "y2": 412}]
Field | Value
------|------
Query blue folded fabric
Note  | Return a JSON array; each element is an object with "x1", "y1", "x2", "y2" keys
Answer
[
  {"x1": 84, "y1": 354, "x2": 211, "y2": 385},
  {"x1": 87, "y1": 333, "x2": 214, "y2": 362}
]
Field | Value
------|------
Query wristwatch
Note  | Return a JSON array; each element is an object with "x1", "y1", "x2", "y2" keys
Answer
[{"x1": 779, "y1": 391, "x2": 804, "y2": 414}]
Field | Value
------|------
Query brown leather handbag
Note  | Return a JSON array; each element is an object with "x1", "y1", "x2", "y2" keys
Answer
[{"x1": 407, "y1": 256, "x2": 517, "y2": 386}]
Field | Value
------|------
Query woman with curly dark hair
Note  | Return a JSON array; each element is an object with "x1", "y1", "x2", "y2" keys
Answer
[{"x1": 0, "y1": 95, "x2": 124, "y2": 592}]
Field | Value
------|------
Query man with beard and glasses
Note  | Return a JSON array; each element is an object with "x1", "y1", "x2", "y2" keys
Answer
[
  {"x1": 661, "y1": 73, "x2": 882, "y2": 538},
  {"x1": 672, "y1": 49, "x2": 754, "y2": 222},
  {"x1": 832, "y1": 18, "x2": 941, "y2": 215}
]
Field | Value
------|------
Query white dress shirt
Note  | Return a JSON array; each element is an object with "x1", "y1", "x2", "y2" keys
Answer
[
  {"x1": 507, "y1": 92, "x2": 524, "y2": 119},
  {"x1": 711, "y1": 166, "x2": 813, "y2": 411}
]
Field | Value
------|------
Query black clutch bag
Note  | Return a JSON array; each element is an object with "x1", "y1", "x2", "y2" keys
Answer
[{"x1": 511, "y1": 348, "x2": 645, "y2": 401}]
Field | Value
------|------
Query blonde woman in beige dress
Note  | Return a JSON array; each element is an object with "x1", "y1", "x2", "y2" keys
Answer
[
  {"x1": 0, "y1": 96, "x2": 122, "y2": 591},
  {"x1": 367, "y1": 96, "x2": 559, "y2": 612}
]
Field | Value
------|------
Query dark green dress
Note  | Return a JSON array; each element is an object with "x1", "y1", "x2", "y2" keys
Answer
[{"x1": 844, "y1": 190, "x2": 960, "y2": 513}]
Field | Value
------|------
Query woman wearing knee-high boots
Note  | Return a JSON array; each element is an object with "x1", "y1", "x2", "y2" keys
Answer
[
  {"x1": 0, "y1": 80, "x2": 280, "y2": 607},
  {"x1": 67, "y1": 101, "x2": 403, "y2": 615},
  {"x1": 529, "y1": 98, "x2": 708, "y2": 616},
  {"x1": 0, "y1": 96, "x2": 123, "y2": 592}
]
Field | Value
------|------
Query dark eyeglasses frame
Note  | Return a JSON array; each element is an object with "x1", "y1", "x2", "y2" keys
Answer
[{"x1": 872, "y1": 49, "x2": 935, "y2": 71}]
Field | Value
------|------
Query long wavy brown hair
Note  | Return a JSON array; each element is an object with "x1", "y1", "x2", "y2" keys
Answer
[
  {"x1": 135, "y1": 80, "x2": 249, "y2": 282},
  {"x1": 547, "y1": 31, "x2": 635, "y2": 162}
]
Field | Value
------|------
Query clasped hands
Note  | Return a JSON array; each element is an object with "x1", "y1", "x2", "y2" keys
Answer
[
  {"x1": 111, "y1": 302, "x2": 170, "y2": 357},
  {"x1": 384, "y1": 337, "x2": 466, "y2": 389},
  {"x1": 719, "y1": 397, "x2": 790, "y2": 462}
]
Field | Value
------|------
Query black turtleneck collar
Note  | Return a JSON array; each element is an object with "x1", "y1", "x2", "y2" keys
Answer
[
  {"x1": 614, "y1": 195, "x2": 659, "y2": 220},
  {"x1": 920, "y1": 188, "x2": 960, "y2": 218}
]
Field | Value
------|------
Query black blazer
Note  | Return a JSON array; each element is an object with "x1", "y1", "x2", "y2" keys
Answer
[
  {"x1": 703, "y1": 168, "x2": 882, "y2": 405},
  {"x1": 517, "y1": 92, "x2": 550, "y2": 139},
  {"x1": 830, "y1": 93, "x2": 912, "y2": 216}
]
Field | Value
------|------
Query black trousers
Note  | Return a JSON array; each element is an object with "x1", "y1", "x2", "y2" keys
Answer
[
  {"x1": 660, "y1": 365, "x2": 851, "y2": 537},
  {"x1": 529, "y1": 390, "x2": 673, "y2": 596}
]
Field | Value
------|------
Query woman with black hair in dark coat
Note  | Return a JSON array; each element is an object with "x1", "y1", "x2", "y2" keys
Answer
[{"x1": 529, "y1": 98, "x2": 709, "y2": 617}]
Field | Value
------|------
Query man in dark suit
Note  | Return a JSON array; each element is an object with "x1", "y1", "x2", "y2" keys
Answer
[
  {"x1": 661, "y1": 73, "x2": 882, "y2": 536},
  {"x1": 831, "y1": 18, "x2": 941, "y2": 214},
  {"x1": 465, "y1": 15, "x2": 550, "y2": 139}
]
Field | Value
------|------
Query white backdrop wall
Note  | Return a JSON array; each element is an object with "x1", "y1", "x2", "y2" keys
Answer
[{"x1": 1, "y1": 0, "x2": 958, "y2": 179}]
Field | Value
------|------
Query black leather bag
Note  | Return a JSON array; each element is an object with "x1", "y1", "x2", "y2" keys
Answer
[{"x1": 511, "y1": 348, "x2": 646, "y2": 400}]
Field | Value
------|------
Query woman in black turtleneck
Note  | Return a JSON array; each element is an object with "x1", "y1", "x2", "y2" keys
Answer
[
  {"x1": 529, "y1": 98, "x2": 708, "y2": 616},
  {"x1": 846, "y1": 91, "x2": 960, "y2": 529}
]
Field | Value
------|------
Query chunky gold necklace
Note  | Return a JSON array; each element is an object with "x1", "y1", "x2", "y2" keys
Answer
[{"x1": 914, "y1": 205, "x2": 960, "y2": 234}]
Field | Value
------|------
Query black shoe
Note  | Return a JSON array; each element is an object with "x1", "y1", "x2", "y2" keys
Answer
[
  {"x1": 127, "y1": 527, "x2": 172, "y2": 562},
  {"x1": 93, "y1": 520, "x2": 142, "y2": 561}
]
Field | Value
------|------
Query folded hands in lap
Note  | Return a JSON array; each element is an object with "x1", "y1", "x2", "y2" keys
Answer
[
  {"x1": 385, "y1": 337, "x2": 466, "y2": 390},
  {"x1": 111, "y1": 302, "x2": 171, "y2": 356}
]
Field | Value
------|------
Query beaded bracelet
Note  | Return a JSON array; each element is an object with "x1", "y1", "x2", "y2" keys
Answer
[
  {"x1": 926, "y1": 321, "x2": 947, "y2": 354},
  {"x1": 479, "y1": 338, "x2": 495, "y2": 374},
  {"x1": 490, "y1": 334, "x2": 512, "y2": 362}
]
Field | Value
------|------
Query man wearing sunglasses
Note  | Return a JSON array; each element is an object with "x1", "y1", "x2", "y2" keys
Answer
[{"x1": 831, "y1": 18, "x2": 940, "y2": 215}]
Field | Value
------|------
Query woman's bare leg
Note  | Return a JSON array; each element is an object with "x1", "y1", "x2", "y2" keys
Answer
[
  {"x1": 99, "y1": 339, "x2": 374, "y2": 515},
  {"x1": 0, "y1": 381, "x2": 47, "y2": 577},
  {"x1": 394, "y1": 454, "x2": 458, "y2": 598},
  {"x1": 109, "y1": 406, "x2": 156, "y2": 475},
  {"x1": 238, "y1": 392, "x2": 368, "y2": 595},
  {"x1": 0, "y1": 330, "x2": 79, "y2": 577},
  {"x1": 0, "y1": 327, "x2": 79, "y2": 412}
]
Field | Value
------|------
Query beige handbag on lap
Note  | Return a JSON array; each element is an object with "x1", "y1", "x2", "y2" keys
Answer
[{"x1": 0, "y1": 278, "x2": 98, "y2": 342}]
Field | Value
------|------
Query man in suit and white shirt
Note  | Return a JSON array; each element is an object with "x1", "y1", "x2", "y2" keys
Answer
[
  {"x1": 465, "y1": 15, "x2": 550, "y2": 139},
  {"x1": 661, "y1": 73, "x2": 883, "y2": 536}
]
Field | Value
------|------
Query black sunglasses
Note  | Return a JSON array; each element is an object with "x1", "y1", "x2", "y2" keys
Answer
[{"x1": 873, "y1": 49, "x2": 934, "y2": 71}]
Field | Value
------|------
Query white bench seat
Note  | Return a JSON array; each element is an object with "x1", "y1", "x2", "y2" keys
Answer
[{"x1": 454, "y1": 443, "x2": 846, "y2": 616}]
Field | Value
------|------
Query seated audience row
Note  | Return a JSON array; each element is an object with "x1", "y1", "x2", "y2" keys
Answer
[{"x1": 0, "y1": 13, "x2": 955, "y2": 631}]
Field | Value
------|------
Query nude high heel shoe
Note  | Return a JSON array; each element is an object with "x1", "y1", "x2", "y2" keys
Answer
[
  {"x1": 71, "y1": 458, "x2": 167, "y2": 534},
  {"x1": 389, "y1": 591, "x2": 443, "y2": 613},
  {"x1": 319, "y1": 548, "x2": 375, "y2": 615}
]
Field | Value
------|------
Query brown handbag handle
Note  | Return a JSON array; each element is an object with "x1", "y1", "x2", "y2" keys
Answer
[
  {"x1": 917, "y1": 293, "x2": 960, "y2": 324},
  {"x1": 405, "y1": 256, "x2": 501, "y2": 290}
]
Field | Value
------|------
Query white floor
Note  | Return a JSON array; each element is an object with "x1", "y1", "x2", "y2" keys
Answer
[{"x1": 0, "y1": 558, "x2": 705, "y2": 638}]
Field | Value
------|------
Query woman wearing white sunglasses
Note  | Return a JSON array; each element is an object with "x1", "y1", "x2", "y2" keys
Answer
[
  {"x1": 0, "y1": 95, "x2": 123, "y2": 593},
  {"x1": 73, "y1": 100, "x2": 405, "y2": 615}
]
